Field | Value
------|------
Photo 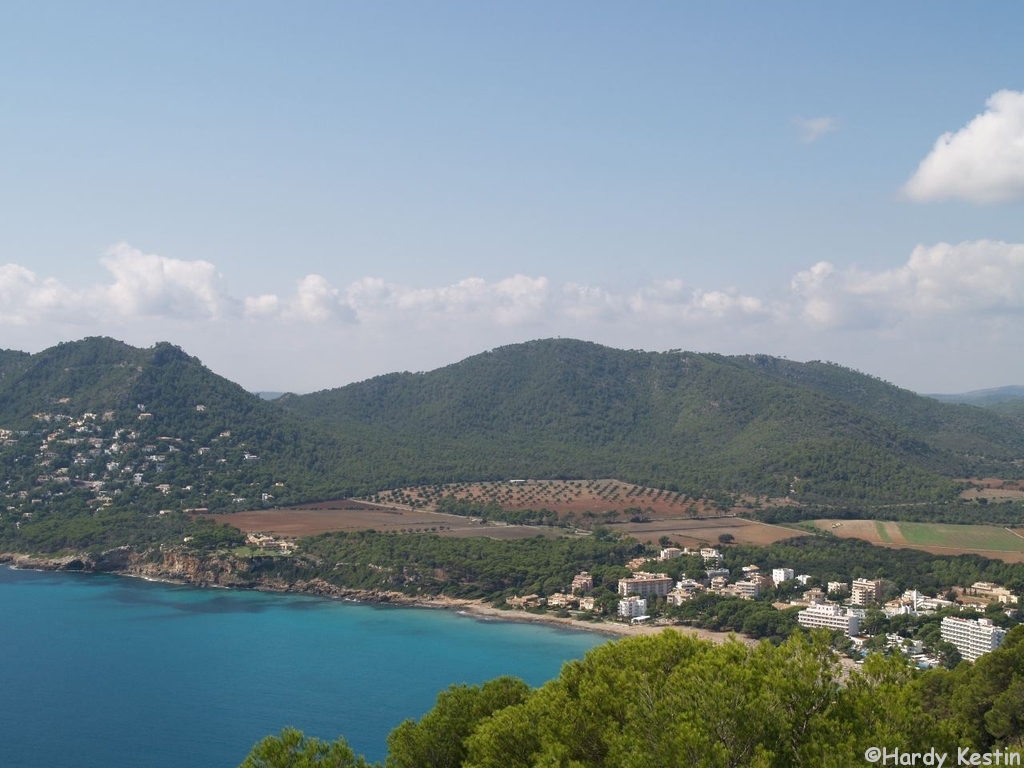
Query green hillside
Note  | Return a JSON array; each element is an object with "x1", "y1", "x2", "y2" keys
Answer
[
  {"x1": 0, "y1": 338, "x2": 410, "y2": 553},
  {"x1": 3, "y1": 336, "x2": 1024, "y2": 557},
  {"x1": 275, "y1": 339, "x2": 1024, "y2": 504}
]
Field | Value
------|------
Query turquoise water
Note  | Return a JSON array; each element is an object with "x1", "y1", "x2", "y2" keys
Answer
[{"x1": 0, "y1": 567, "x2": 605, "y2": 767}]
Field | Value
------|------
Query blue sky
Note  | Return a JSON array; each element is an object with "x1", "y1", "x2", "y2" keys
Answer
[{"x1": 2, "y1": 2, "x2": 1023, "y2": 393}]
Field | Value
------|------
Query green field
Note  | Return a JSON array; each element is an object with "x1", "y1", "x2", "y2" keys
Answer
[
  {"x1": 815, "y1": 519, "x2": 1024, "y2": 562},
  {"x1": 896, "y1": 522, "x2": 1024, "y2": 552},
  {"x1": 873, "y1": 521, "x2": 893, "y2": 544}
]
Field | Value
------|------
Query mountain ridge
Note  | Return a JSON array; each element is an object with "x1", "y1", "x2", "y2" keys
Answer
[{"x1": 2, "y1": 337, "x2": 1023, "y2": 513}]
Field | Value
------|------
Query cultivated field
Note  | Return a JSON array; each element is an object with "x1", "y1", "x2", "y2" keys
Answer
[
  {"x1": 369, "y1": 479, "x2": 739, "y2": 519},
  {"x1": 957, "y1": 478, "x2": 1024, "y2": 502},
  {"x1": 615, "y1": 516, "x2": 805, "y2": 548},
  {"x1": 814, "y1": 519, "x2": 1024, "y2": 563},
  {"x1": 205, "y1": 500, "x2": 565, "y2": 540},
  {"x1": 206, "y1": 480, "x2": 805, "y2": 548}
]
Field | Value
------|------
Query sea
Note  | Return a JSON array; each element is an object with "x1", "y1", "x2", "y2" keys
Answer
[{"x1": 0, "y1": 566, "x2": 605, "y2": 767}]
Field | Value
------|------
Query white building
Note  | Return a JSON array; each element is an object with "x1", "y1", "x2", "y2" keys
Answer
[
  {"x1": 659, "y1": 547, "x2": 683, "y2": 561},
  {"x1": 700, "y1": 548, "x2": 722, "y2": 564},
  {"x1": 827, "y1": 581, "x2": 849, "y2": 596},
  {"x1": 940, "y1": 616, "x2": 1007, "y2": 662},
  {"x1": 851, "y1": 578, "x2": 883, "y2": 607},
  {"x1": 797, "y1": 604, "x2": 861, "y2": 636},
  {"x1": 772, "y1": 568, "x2": 795, "y2": 584},
  {"x1": 618, "y1": 573, "x2": 673, "y2": 598},
  {"x1": 732, "y1": 580, "x2": 761, "y2": 600},
  {"x1": 618, "y1": 596, "x2": 647, "y2": 619}
]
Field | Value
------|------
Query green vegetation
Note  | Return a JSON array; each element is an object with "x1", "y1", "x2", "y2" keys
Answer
[
  {"x1": 240, "y1": 727, "x2": 370, "y2": 768},
  {"x1": 873, "y1": 520, "x2": 893, "y2": 543},
  {"x1": 248, "y1": 529, "x2": 640, "y2": 601},
  {"x1": 667, "y1": 593, "x2": 802, "y2": 643},
  {"x1": 759, "y1": 498, "x2": 1024, "y2": 526},
  {"x1": 4, "y1": 336, "x2": 1024, "y2": 559},
  {"x1": 723, "y1": 535, "x2": 1024, "y2": 594},
  {"x1": 241, "y1": 628, "x2": 1024, "y2": 767},
  {"x1": 275, "y1": 339, "x2": 1024, "y2": 505},
  {"x1": 897, "y1": 522, "x2": 1024, "y2": 551}
]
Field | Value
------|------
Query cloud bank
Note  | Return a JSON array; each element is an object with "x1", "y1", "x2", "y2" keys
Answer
[
  {"x1": 903, "y1": 90, "x2": 1024, "y2": 203},
  {"x1": 4, "y1": 240, "x2": 1024, "y2": 334},
  {"x1": 2, "y1": 240, "x2": 1024, "y2": 392}
]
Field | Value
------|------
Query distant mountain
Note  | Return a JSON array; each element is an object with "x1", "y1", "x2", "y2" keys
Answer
[
  {"x1": 274, "y1": 339, "x2": 1024, "y2": 504},
  {"x1": 927, "y1": 385, "x2": 1024, "y2": 407},
  {"x1": 256, "y1": 391, "x2": 287, "y2": 401}
]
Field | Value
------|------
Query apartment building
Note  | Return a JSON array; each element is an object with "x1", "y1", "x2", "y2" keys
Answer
[
  {"x1": 618, "y1": 596, "x2": 648, "y2": 619},
  {"x1": 571, "y1": 572, "x2": 594, "y2": 593},
  {"x1": 772, "y1": 568, "x2": 795, "y2": 584},
  {"x1": 618, "y1": 573, "x2": 673, "y2": 598},
  {"x1": 940, "y1": 616, "x2": 1007, "y2": 662},
  {"x1": 851, "y1": 578, "x2": 883, "y2": 607},
  {"x1": 797, "y1": 604, "x2": 861, "y2": 636}
]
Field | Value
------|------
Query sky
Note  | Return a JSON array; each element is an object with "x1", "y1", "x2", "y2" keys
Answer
[{"x1": 2, "y1": 2, "x2": 1023, "y2": 394}]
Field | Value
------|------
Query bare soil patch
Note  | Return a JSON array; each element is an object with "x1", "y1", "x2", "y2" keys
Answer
[
  {"x1": 208, "y1": 480, "x2": 797, "y2": 544},
  {"x1": 614, "y1": 516, "x2": 806, "y2": 547},
  {"x1": 203, "y1": 502, "x2": 565, "y2": 540},
  {"x1": 957, "y1": 477, "x2": 1024, "y2": 501}
]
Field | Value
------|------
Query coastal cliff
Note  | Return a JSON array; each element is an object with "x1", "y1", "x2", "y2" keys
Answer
[{"x1": 0, "y1": 547, "x2": 455, "y2": 607}]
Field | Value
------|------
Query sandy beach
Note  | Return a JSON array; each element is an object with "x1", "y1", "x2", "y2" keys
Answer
[{"x1": 409, "y1": 593, "x2": 761, "y2": 648}]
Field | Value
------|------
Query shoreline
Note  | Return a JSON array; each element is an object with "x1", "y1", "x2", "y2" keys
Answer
[
  {"x1": 0, "y1": 550, "x2": 758, "y2": 648},
  {"x1": 437, "y1": 595, "x2": 761, "y2": 646}
]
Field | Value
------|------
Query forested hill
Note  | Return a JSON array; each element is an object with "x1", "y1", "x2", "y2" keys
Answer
[
  {"x1": 3, "y1": 337, "x2": 1023, "y2": 508},
  {"x1": 274, "y1": 339, "x2": 1024, "y2": 504},
  {"x1": 0, "y1": 337, "x2": 406, "y2": 511}
]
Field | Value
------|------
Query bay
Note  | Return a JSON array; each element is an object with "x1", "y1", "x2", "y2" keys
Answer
[{"x1": 0, "y1": 566, "x2": 605, "y2": 767}]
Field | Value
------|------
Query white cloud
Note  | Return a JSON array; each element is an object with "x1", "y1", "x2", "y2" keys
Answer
[
  {"x1": 793, "y1": 116, "x2": 837, "y2": 143},
  {"x1": 849, "y1": 240, "x2": 1024, "y2": 312},
  {"x1": 243, "y1": 294, "x2": 281, "y2": 318},
  {"x1": 244, "y1": 276, "x2": 356, "y2": 323},
  {"x1": 561, "y1": 283, "x2": 626, "y2": 322},
  {"x1": 285, "y1": 275, "x2": 355, "y2": 323},
  {"x1": 790, "y1": 240, "x2": 1024, "y2": 328},
  {"x1": 791, "y1": 262, "x2": 845, "y2": 327},
  {"x1": 902, "y1": 90, "x2": 1024, "y2": 203},
  {"x1": 0, "y1": 264, "x2": 83, "y2": 324},
  {"x1": 9, "y1": 240, "x2": 1022, "y2": 339},
  {"x1": 97, "y1": 243, "x2": 232, "y2": 320},
  {"x1": 342, "y1": 274, "x2": 550, "y2": 327}
]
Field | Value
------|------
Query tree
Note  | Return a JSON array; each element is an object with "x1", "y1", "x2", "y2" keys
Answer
[
  {"x1": 386, "y1": 676, "x2": 530, "y2": 768},
  {"x1": 239, "y1": 728, "x2": 370, "y2": 768},
  {"x1": 718, "y1": 533, "x2": 735, "y2": 545}
]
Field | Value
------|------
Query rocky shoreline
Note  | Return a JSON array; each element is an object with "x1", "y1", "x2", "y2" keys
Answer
[{"x1": 0, "y1": 548, "x2": 756, "y2": 646}]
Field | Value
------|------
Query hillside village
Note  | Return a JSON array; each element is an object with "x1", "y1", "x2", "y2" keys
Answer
[{"x1": 0, "y1": 404, "x2": 287, "y2": 526}]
